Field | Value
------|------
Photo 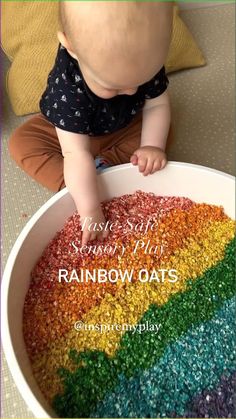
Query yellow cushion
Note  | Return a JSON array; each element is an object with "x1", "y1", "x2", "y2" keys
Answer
[
  {"x1": 166, "y1": 5, "x2": 206, "y2": 73},
  {"x1": 1, "y1": 3, "x2": 206, "y2": 116}
]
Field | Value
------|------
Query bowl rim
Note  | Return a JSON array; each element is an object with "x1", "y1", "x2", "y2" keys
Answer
[{"x1": 1, "y1": 161, "x2": 235, "y2": 418}]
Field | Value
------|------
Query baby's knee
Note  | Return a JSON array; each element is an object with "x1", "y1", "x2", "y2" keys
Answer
[{"x1": 8, "y1": 125, "x2": 25, "y2": 167}]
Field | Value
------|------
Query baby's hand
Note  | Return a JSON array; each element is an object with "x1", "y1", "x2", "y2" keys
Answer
[
  {"x1": 130, "y1": 145, "x2": 167, "y2": 176},
  {"x1": 80, "y1": 206, "x2": 109, "y2": 246}
]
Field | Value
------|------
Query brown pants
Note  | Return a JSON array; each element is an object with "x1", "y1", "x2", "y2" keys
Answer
[{"x1": 8, "y1": 112, "x2": 173, "y2": 192}]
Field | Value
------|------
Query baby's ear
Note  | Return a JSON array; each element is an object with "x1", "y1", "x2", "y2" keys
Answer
[
  {"x1": 57, "y1": 30, "x2": 78, "y2": 60},
  {"x1": 57, "y1": 30, "x2": 68, "y2": 48}
]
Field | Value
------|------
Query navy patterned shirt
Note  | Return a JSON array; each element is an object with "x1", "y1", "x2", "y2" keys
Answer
[{"x1": 40, "y1": 44, "x2": 169, "y2": 136}]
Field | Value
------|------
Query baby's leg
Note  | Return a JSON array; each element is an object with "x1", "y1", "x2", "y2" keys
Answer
[
  {"x1": 8, "y1": 112, "x2": 173, "y2": 193},
  {"x1": 8, "y1": 112, "x2": 138, "y2": 193},
  {"x1": 8, "y1": 113, "x2": 66, "y2": 192},
  {"x1": 8, "y1": 113, "x2": 103, "y2": 192},
  {"x1": 99, "y1": 112, "x2": 174, "y2": 165}
]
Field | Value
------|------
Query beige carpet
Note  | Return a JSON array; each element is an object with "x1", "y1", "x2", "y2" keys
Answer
[{"x1": 1, "y1": 4, "x2": 235, "y2": 418}]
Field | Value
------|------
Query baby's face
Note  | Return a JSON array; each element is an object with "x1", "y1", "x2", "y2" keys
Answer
[
  {"x1": 77, "y1": 55, "x2": 163, "y2": 99},
  {"x1": 65, "y1": 40, "x2": 170, "y2": 99},
  {"x1": 78, "y1": 62, "x2": 139, "y2": 99},
  {"x1": 59, "y1": 2, "x2": 173, "y2": 99}
]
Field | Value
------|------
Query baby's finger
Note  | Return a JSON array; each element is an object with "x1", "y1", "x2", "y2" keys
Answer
[
  {"x1": 102, "y1": 229, "x2": 109, "y2": 238},
  {"x1": 81, "y1": 230, "x2": 91, "y2": 246},
  {"x1": 138, "y1": 156, "x2": 147, "y2": 172},
  {"x1": 130, "y1": 154, "x2": 138, "y2": 165},
  {"x1": 89, "y1": 231, "x2": 97, "y2": 242},
  {"x1": 143, "y1": 158, "x2": 154, "y2": 176},
  {"x1": 151, "y1": 159, "x2": 162, "y2": 173},
  {"x1": 160, "y1": 158, "x2": 167, "y2": 170},
  {"x1": 98, "y1": 229, "x2": 109, "y2": 241}
]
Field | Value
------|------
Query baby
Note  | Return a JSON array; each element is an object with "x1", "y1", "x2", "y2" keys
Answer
[{"x1": 9, "y1": 1, "x2": 173, "y2": 245}]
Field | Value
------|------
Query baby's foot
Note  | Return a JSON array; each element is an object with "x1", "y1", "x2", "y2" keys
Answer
[{"x1": 94, "y1": 156, "x2": 112, "y2": 173}]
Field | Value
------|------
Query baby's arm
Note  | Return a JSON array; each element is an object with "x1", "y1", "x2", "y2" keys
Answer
[
  {"x1": 56, "y1": 128, "x2": 108, "y2": 245},
  {"x1": 130, "y1": 90, "x2": 171, "y2": 175}
]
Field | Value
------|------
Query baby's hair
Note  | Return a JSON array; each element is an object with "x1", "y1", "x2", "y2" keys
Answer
[
  {"x1": 58, "y1": 1, "x2": 173, "y2": 66},
  {"x1": 59, "y1": 1, "x2": 142, "y2": 37},
  {"x1": 58, "y1": 1, "x2": 173, "y2": 35},
  {"x1": 58, "y1": 1, "x2": 146, "y2": 56}
]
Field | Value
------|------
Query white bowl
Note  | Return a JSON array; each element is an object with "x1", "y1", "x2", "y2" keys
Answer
[{"x1": 1, "y1": 162, "x2": 235, "y2": 418}]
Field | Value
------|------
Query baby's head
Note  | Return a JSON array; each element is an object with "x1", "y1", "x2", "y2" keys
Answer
[{"x1": 58, "y1": 1, "x2": 173, "y2": 98}]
